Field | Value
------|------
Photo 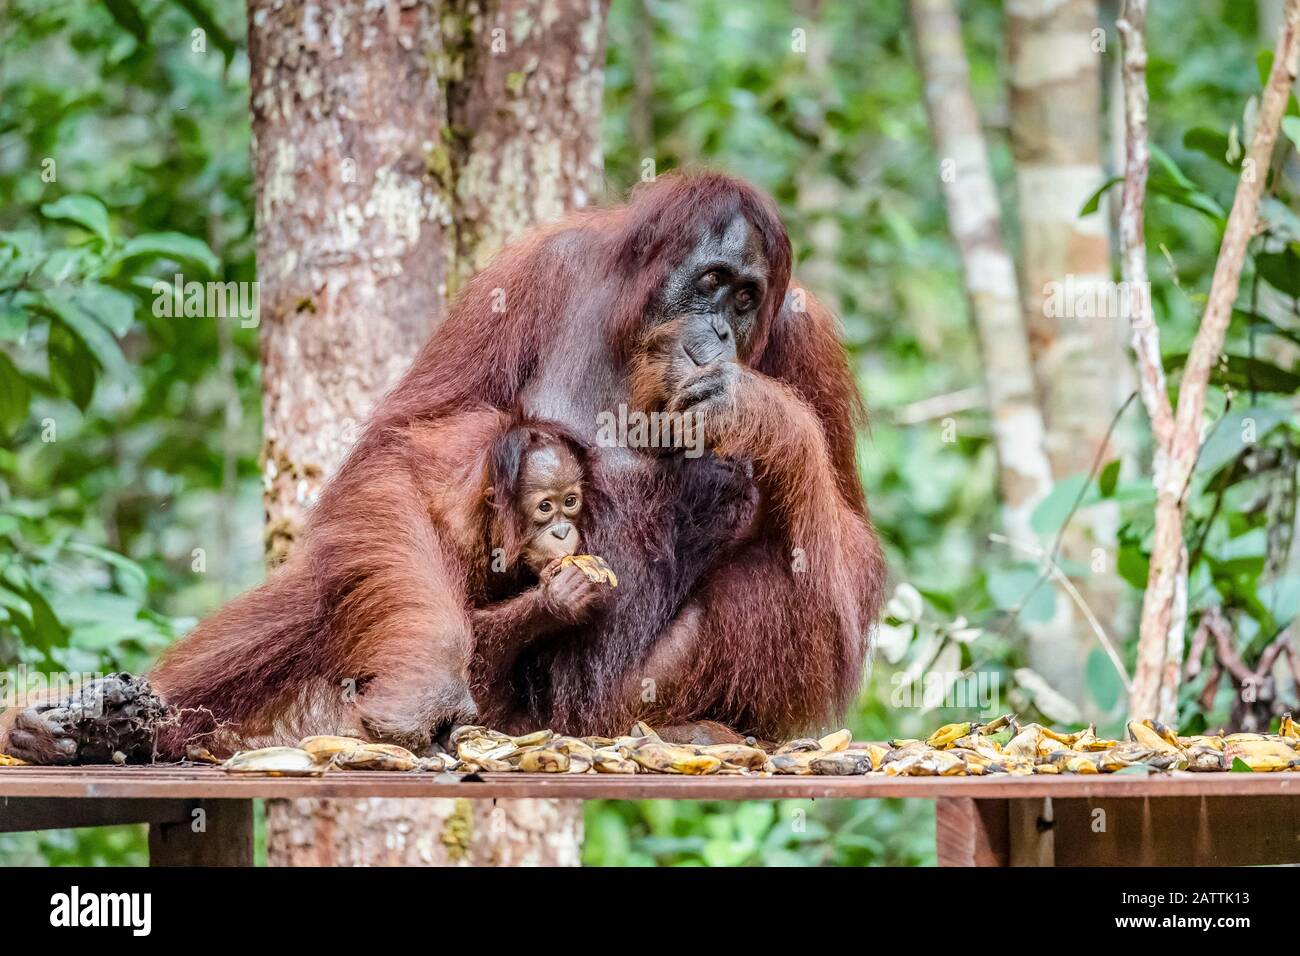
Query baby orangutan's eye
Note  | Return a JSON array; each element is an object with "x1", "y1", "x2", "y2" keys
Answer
[
  {"x1": 564, "y1": 495, "x2": 578, "y2": 509},
  {"x1": 538, "y1": 500, "x2": 552, "y2": 514}
]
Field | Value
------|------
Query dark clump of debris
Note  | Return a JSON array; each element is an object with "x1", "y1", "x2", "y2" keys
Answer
[{"x1": 31, "y1": 673, "x2": 165, "y2": 763}]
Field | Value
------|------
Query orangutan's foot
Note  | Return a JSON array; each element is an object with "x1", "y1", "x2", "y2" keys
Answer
[{"x1": 4, "y1": 673, "x2": 164, "y2": 764}]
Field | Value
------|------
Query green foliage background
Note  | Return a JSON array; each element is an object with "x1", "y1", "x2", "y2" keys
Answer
[{"x1": 1, "y1": 0, "x2": 1296, "y2": 866}]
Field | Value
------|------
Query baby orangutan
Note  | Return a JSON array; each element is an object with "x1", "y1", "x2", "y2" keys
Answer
[{"x1": 466, "y1": 421, "x2": 617, "y2": 731}]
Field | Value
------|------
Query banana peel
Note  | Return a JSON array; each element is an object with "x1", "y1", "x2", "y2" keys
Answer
[
  {"x1": 818, "y1": 728, "x2": 853, "y2": 752},
  {"x1": 1280, "y1": 714, "x2": 1298, "y2": 740},
  {"x1": 333, "y1": 743, "x2": 420, "y2": 771},
  {"x1": 1225, "y1": 738, "x2": 1300, "y2": 772},
  {"x1": 926, "y1": 722, "x2": 971, "y2": 749},
  {"x1": 629, "y1": 742, "x2": 721, "y2": 775},
  {"x1": 299, "y1": 735, "x2": 367, "y2": 761},
  {"x1": 592, "y1": 748, "x2": 639, "y2": 773},
  {"x1": 810, "y1": 751, "x2": 873, "y2": 775},
  {"x1": 514, "y1": 748, "x2": 570, "y2": 773},
  {"x1": 698, "y1": 742, "x2": 767, "y2": 771},
  {"x1": 223, "y1": 746, "x2": 326, "y2": 776},
  {"x1": 558, "y1": 554, "x2": 618, "y2": 588}
]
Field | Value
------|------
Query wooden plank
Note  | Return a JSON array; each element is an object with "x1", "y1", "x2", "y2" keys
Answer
[
  {"x1": 149, "y1": 799, "x2": 253, "y2": 867},
  {"x1": 1049, "y1": 795, "x2": 1300, "y2": 866},
  {"x1": 1, "y1": 766, "x2": 1299, "y2": 801},
  {"x1": 935, "y1": 797, "x2": 1008, "y2": 866},
  {"x1": 1008, "y1": 797, "x2": 1056, "y2": 866},
  {"x1": 0, "y1": 797, "x2": 192, "y2": 833}
]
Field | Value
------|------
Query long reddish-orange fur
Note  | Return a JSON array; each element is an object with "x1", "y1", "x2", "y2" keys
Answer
[{"x1": 12, "y1": 171, "x2": 885, "y2": 758}]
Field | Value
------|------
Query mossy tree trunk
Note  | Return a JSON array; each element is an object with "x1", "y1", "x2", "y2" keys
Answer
[{"x1": 1007, "y1": 0, "x2": 1123, "y2": 708}]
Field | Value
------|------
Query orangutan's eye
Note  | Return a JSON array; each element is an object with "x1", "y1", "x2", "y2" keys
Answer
[
  {"x1": 538, "y1": 500, "x2": 552, "y2": 514},
  {"x1": 564, "y1": 495, "x2": 578, "y2": 509},
  {"x1": 697, "y1": 271, "x2": 721, "y2": 293}
]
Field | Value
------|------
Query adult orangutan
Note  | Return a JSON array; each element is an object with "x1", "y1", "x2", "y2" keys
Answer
[{"x1": 1, "y1": 171, "x2": 885, "y2": 763}]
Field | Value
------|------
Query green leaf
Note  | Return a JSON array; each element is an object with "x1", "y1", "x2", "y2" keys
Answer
[
  {"x1": 63, "y1": 541, "x2": 150, "y2": 596},
  {"x1": 1255, "y1": 249, "x2": 1300, "y2": 297},
  {"x1": 40, "y1": 289, "x2": 129, "y2": 380},
  {"x1": 1183, "y1": 126, "x2": 1233, "y2": 167},
  {"x1": 1148, "y1": 178, "x2": 1226, "y2": 221},
  {"x1": 103, "y1": 0, "x2": 150, "y2": 46},
  {"x1": 0, "y1": 352, "x2": 31, "y2": 436},
  {"x1": 1230, "y1": 757, "x2": 1253, "y2": 772},
  {"x1": 41, "y1": 248, "x2": 82, "y2": 282},
  {"x1": 1181, "y1": 713, "x2": 1208, "y2": 737},
  {"x1": 1283, "y1": 116, "x2": 1300, "y2": 152},
  {"x1": 72, "y1": 283, "x2": 136, "y2": 337},
  {"x1": 40, "y1": 195, "x2": 111, "y2": 243},
  {"x1": 0, "y1": 575, "x2": 70, "y2": 654},
  {"x1": 916, "y1": 586, "x2": 955, "y2": 615},
  {"x1": 1195, "y1": 407, "x2": 1290, "y2": 475},
  {"x1": 1149, "y1": 143, "x2": 1196, "y2": 190},
  {"x1": 1079, "y1": 176, "x2": 1123, "y2": 217},
  {"x1": 46, "y1": 323, "x2": 98, "y2": 411},
  {"x1": 118, "y1": 232, "x2": 220, "y2": 277},
  {"x1": 1030, "y1": 474, "x2": 1091, "y2": 536},
  {"x1": 1085, "y1": 648, "x2": 1123, "y2": 712},
  {"x1": 1258, "y1": 50, "x2": 1275, "y2": 89},
  {"x1": 1165, "y1": 352, "x2": 1300, "y2": 396},
  {"x1": 0, "y1": 301, "x2": 27, "y2": 341},
  {"x1": 1117, "y1": 544, "x2": 1149, "y2": 590},
  {"x1": 1098, "y1": 459, "x2": 1120, "y2": 497}
]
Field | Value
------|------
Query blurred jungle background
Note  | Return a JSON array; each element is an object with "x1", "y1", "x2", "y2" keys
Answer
[{"x1": 1, "y1": 0, "x2": 1297, "y2": 866}]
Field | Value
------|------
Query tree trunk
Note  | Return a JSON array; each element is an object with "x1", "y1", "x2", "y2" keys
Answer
[
  {"x1": 910, "y1": 0, "x2": 1054, "y2": 549},
  {"x1": 249, "y1": 0, "x2": 607, "y2": 866},
  {"x1": 1007, "y1": 0, "x2": 1122, "y2": 705}
]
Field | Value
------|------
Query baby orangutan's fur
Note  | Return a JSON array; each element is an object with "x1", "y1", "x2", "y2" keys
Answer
[{"x1": 468, "y1": 423, "x2": 617, "y2": 731}]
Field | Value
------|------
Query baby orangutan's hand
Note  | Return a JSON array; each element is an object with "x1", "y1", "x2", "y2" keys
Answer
[{"x1": 539, "y1": 554, "x2": 617, "y2": 624}]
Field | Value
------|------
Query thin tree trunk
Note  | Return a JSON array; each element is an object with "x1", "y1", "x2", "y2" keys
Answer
[
  {"x1": 249, "y1": 0, "x2": 607, "y2": 866},
  {"x1": 1007, "y1": 0, "x2": 1122, "y2": 704},
  {"x1": 1114, "y1": 0, "x2": 1182, "y2": 725},
  {"x1": 910, "y1": 0, "x2": 1055, "y2": 549},
  {"x1": 912, "y1": 0, "x2": 1079, "y2": 708},
  {"x1": 1126, "y1": 0, "x2": 1300, "y2": 721}
]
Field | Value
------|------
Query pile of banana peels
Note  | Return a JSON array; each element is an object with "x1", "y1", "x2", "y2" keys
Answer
[
  {"x1": 213, "y1": 714, "x2": 1300, "y2": 777},
  {"x1": 875, "y1": 713, "x2": 1300, "y2": 776}
]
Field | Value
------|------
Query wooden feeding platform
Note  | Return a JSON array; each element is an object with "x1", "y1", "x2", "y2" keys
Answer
[{"x1": 3, "y1": 765, "x2": 1299, "y2": 866}]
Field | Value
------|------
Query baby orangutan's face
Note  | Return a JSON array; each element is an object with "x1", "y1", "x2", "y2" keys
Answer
[{"x1": 517, "y1": 443, "x2": 584, "y2": 574}]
